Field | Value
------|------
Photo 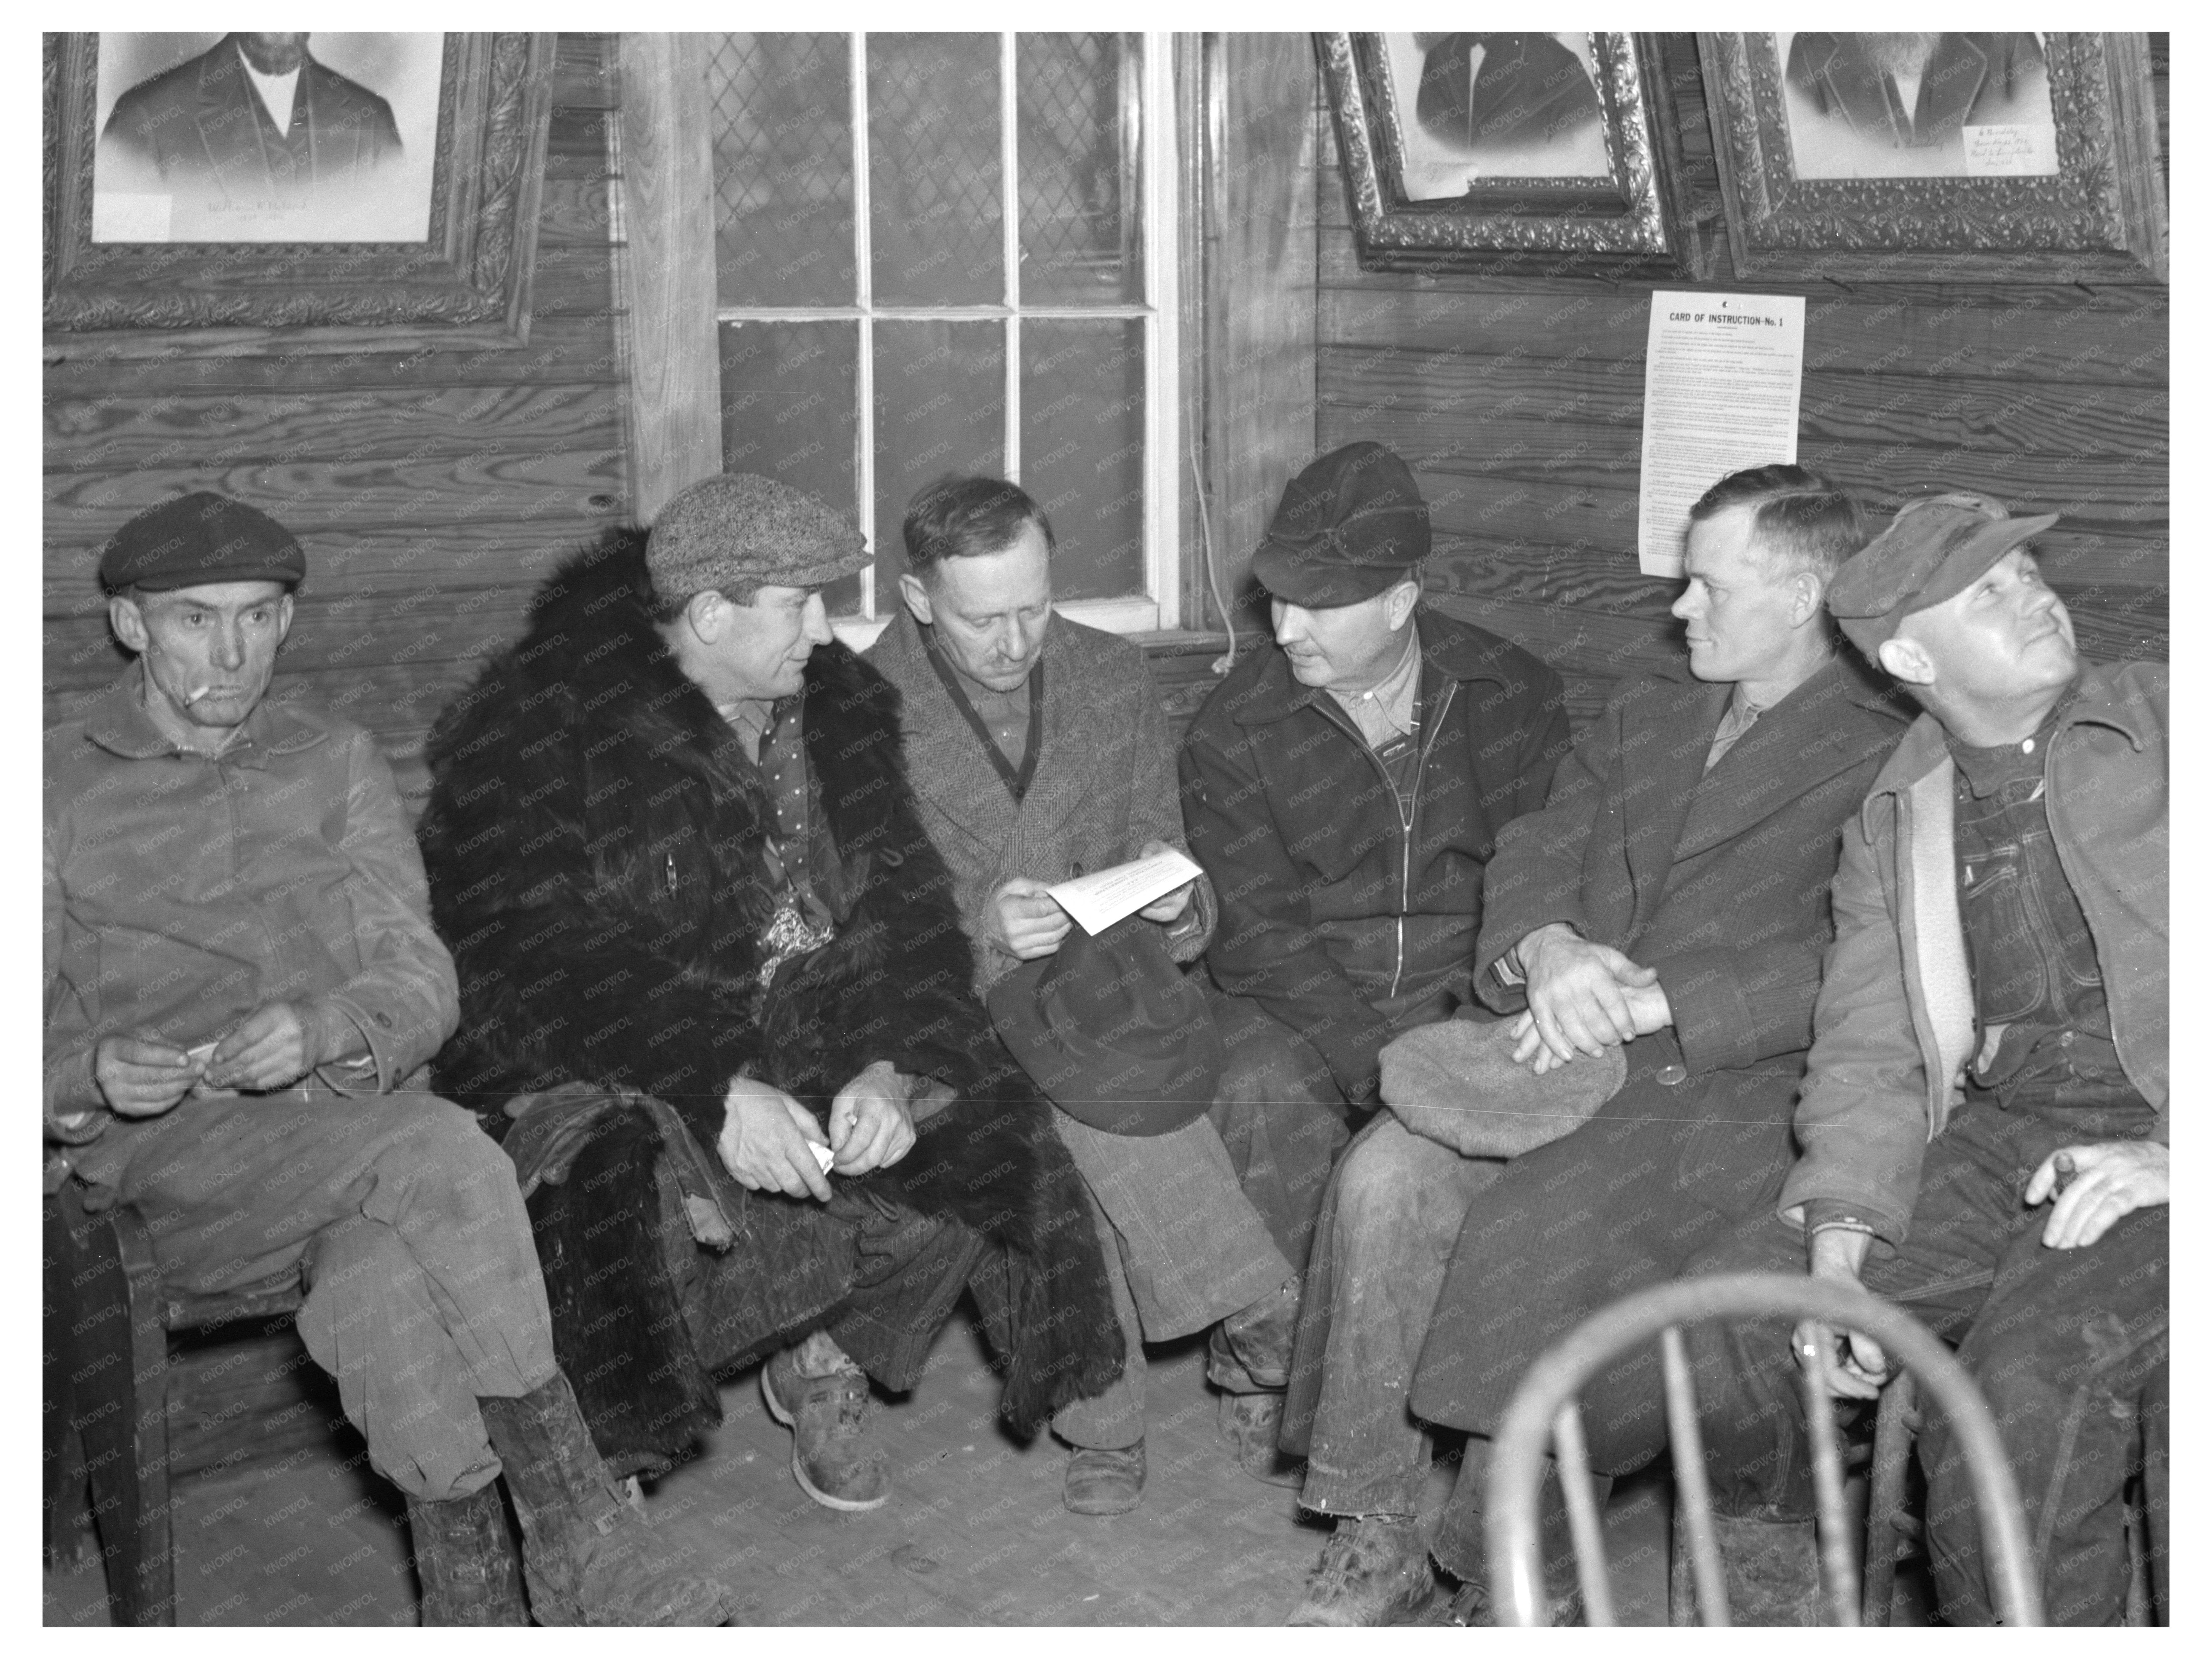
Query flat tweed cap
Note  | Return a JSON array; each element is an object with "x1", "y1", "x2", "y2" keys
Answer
[
  {"x1": 646, "y1": 473, "x2": 868, "y2": 604},
  {"x1": 1251, "y1": 440, "x2": 1431, "y2": 608},
  {"x1": 99, "y1": 492, "x2": 305, "y2": 593},
  {"x1": 1379, "y1": 1012, "x2": 1626, "y2": 1159},
  {"x1": 1827, "y1": 492, "x2": 2058, "y2": 656}
]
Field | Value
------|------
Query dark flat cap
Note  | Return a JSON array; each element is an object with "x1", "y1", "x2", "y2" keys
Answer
[
  {"x1": 646, "y1": 473, "x2": 868, "y2": 604},
  {"x1": 1828, "y1": 492, "x2": 2058, "y2": 655},
  {"x1": 100, "y1": 492, "x2": 305, "y2": 593},
  {"x1": 1252, "y1": 440, "x2": 1431, "y2": 608}
]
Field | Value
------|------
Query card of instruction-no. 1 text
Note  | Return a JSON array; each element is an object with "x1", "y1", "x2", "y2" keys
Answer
[{"x1": 1637, "y1": 291, "x2": 1806, "y2": 577}]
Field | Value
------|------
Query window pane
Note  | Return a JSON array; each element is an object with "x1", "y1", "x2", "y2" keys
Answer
[
  {"x1": 874, "y1": 320, "x2": 1005, "y2": 587},
  {"x1": 707, "y1": 33, "x2": 855, "y2": 308},
  {"x1": 1022, "y1": 319, "x2": 1144, "y2": 601},
  {"x1": 719, "y1": 320, "x2": 864, "y2": 614},
  {"x1": 868, "y1": 34, "x2": 1003, "y2": 306},
  {"x1": 1017, "y1": 34, "x2": 1142, "y2": 305}
]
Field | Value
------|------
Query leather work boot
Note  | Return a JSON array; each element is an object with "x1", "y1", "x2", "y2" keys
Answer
[
  {"x1": 406, "y1": 1482, "x2": 528, "y2": 1626},
  {"x1": 1213, "y1": 1273, "x2": 1301, "y2": 1390},
  {"x1": 1217, "y1": 1389, "x2": 1303, "y2": 1487},
  {"x1": 477, "y1": 1373, "x2": 734, "y2": 1626},
  {"x1": 1286, "y1": 1514, "x2": 1437, "y2": 1626},
  {"x1": 760, "y1": 1340, "x2": 891, "y2": 1512},
  {"x1": 1063, "y1": 1440, "x2": 1146, "y2": 1516}
]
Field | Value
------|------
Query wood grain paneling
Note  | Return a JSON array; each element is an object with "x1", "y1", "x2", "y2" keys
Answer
[
  {"x1": 43, "y1": 33, "x2": 628, "y2": 812},
  {"x1": 1314, "y1": 33, "x2": 2168, "y2": 719}
]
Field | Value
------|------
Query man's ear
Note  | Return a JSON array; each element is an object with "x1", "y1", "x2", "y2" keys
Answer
[
  {"x1": 898, "y1": 571, "x2": 935, "y2": 627},
  {"x1": 683, "y1": 588, "x2": 724, "y2": 642},
  {"x1": 1384, "y1": 576, "x2": 1421, "y2": 630},
  {"x1": 1791, "y1": 571, "x2": 1824, "y2": 626},
  {"x1": 108, "y1": 593, "x2": 149, "y2": 655},
  {"x1": 1876, "y1": 634, "x2": 1936, "y2": 687},
  {"x1": 275, "y1": 591, "x2": 296, "y2": 645}
]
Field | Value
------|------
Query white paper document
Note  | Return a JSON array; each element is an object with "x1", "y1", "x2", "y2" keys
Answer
[
  {"x1": 1047, "y1": 847, "x2": 1204, "y2": 937},
  {"x1": 1637, "y1": 291, "x2": 1806, "y2": 577}
]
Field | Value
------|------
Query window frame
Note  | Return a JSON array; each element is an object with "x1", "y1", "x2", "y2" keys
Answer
[{"x1": 704, "y1": 30, "x2": 1182, "y2": 647}]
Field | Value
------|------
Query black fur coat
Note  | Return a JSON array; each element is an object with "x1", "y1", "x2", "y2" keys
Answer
[{"x1": 417, "y1": 530, "x2": 1121, "y2": 1442}]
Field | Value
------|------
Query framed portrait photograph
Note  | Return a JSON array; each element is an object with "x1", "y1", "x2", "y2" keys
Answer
[
  {"x1": 45, "y1": 31, "x2": 558, "y2": 356},
  {"x1": 1318, "y1": 31, "x2": 1701, "y2": 275},
  {"x1": 1700, "y1": 32, "x2": 2166, "y2": 282}
]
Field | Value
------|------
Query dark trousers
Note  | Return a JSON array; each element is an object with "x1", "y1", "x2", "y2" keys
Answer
[{"x1": 1681, "y1": 1096, "x2": 2166, "y2": 1626}]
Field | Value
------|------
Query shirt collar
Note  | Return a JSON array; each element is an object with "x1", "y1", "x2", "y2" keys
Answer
[{"x1": 1324, "y1": 623, "x2": 1422, "y2": 736}]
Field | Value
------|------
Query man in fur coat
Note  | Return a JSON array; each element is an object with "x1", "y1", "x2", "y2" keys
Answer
[{"x1": 417, "y1": 474, "x2": 1122, "y2": 1514}]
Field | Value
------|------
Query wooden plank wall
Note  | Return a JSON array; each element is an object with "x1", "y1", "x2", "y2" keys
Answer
[
  {"x1": 43, "y1": 33, "x2": 629, "y2": 810},
  {"x1": 1314, "y1": 34, "x2": 2169, "y2": 729}
]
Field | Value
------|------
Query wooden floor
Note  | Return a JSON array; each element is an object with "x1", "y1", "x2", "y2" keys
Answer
[{"x1": 44, "y1": 1313, "x2": 1673, "y2": 1628}]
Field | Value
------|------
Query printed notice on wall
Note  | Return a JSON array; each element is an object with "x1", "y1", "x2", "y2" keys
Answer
[{"x1": 1637, "y1": 292, "x2": 1806, "y2": 577}]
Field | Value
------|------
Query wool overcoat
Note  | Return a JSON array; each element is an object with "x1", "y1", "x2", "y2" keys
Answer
[
  {"x1": 417, "y1": 531, "x2": 1122, "y2": 1454},
  {"x1": 1397, "y1": 653, "x2": 1914, "y2": 1437}
]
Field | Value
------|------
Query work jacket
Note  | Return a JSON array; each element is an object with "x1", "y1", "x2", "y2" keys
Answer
[
  {"x1": 43, "y1": 673, "x2": 458, "y2": 1185},
  {"x1": 1179, "y1": 607, "x2": 1570, "y2": 1103},
  {"x1": 1781, "y1": 661, "x2": 2169, "y2": 1245}
]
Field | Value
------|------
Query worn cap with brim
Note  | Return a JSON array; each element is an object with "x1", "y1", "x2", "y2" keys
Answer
[
  {"x1": 646, "y1": 472, "x2": 868, "y2": 604},
  {"x1": 99, "y1": 492, "x2": 305, "y2": 593},
  {"x1": 1827, "y1": 492, "x2": 2058, "y2": 656},
  {"x1": 1252, "y1": 440, "x2": 1430, "y2": 608},
  {"x1": 987, "y1": 918, "x2": 1220, "y2": 1137}
]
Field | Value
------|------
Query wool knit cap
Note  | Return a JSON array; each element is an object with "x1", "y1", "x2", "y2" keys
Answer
[
  {"x1": 646, "y1": 473, "x2": 868, "y2": 604},
  {"x1": 1827, "y1": 492, "x2": 2058, "y2": 655},
  {"x1": 99, "y1": 492, "x2": 305, "y2": 593},
  {"x1": 1251, "y1": 440, "x2": 1431, "y2": 608}
]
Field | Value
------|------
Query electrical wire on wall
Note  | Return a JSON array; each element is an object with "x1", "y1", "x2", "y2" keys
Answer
[{"x1": 1189, "y1": 427, "x2": 1235, "y2": 677}]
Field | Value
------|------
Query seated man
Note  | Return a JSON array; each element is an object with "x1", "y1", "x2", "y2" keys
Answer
[
  {"x1": 868, "y1": 475, "x2": 1301, "y2": 1514},
  {"x1": 43, "y1": 493, "x2": 727, "y2": 1626},
  {"x1": 1287, "y1": 465, "x2": 1912, "y2": 1625},
  {"x1": 1679, "y1": 494, "x2": 2167, "y2": 1626},
  {"x1": 417, "y1": 474, "x2": 1122, "y2": 1515},
  {"x1": 1180, "y1": 440, "x2": 1573, "y2": 1481}
]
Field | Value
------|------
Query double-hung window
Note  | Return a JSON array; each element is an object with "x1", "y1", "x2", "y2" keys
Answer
[{"x1": 704, "y1": 31, "x2": 1180, "y2": 640}]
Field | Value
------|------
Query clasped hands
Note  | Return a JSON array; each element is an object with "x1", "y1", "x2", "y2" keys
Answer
[
  {"x1": 1791, "y1": 1140, "x2": 2169, "y2": 1401},
  {"x1": 716, "y1": 1058, "x2": 917, "y2": 1202},
  {"x1": 987, "y1": 839, "x2": 1194, "y2": 962},
  {"x1": 1508, "y1": 923, "x2": 1671, "y2": 1075},
  {"x1": 94, "y1": 1000, "x2": 355, "y2": 1116}
]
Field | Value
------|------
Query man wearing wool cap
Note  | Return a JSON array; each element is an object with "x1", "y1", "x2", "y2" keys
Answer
[
  {"x1": 418, "y1": 474, "x2": 1123, "y2": 1520},
  {"x1": 1672, "y1": 493, "x2": 2169, "y2": 1626}
]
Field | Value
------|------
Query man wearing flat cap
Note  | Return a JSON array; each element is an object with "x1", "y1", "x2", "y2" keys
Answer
[
  {"x1": 417, "y1": 477, "x2": 1122, "y2": 1519},
  {"x1": 1178, "y1": 440, "x2": 1573, "y2": 1503},
  {"x1": 45, "y1": 492, "x2": 731, "y2": 1625},
  {"x1": 1672, "y1": 494, "x2": 2168, "y2": 1626}
]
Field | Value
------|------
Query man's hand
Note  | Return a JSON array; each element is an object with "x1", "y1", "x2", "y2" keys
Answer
[
  {"x1": 717, "y1": 1075, "x2": 834, "y2": 1202},
  {"x1": 988, "y1": 876, "x2": 1073, "y2": 960},
  {"x1": 1134, "y1": 838, "x2": 1196, "y2": 925},
  {"x1": 200, "y1": 1001, "x2": 336, "y2": 1094},
  {"x1": 1792, "y1": 1226, "x2": 1888, "y2": 1401},
  {"x1": 1516, "y1": 925, "x2": 1664, "y2": 1065},
  {"x1": 1511, "y1": 974, "x2": 1674, "y2": 1075},
  {"x1": 828, "y1": 1060, "x2": 917, "y2": 1177},
  {"x1": 93, "y1": 1033, "x2": 204, "y2": 1118},
  {"x1": 2025, "y1": 1140, "x2": 2168, "y2": 1250}
]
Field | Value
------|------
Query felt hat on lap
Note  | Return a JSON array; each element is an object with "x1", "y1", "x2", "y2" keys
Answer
[{"x1": 1379, "y1": 1011, "x2": 1626, "y2": 1158}]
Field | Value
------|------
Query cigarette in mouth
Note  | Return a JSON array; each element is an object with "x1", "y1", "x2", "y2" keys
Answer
[{"x1": 182, "y1": 686, "x2": 212, "y2": 706}]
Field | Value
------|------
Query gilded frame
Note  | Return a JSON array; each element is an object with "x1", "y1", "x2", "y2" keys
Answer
[
  {"x1": 43, "y1": 31, "x2": 557, "y2": 358},
  {"x1": 1317, "y1": 31, "x2": 1700, "y2": 276},
  {"x1": 1699, "y1": 32, "x2": 2166, "y2": 283}
]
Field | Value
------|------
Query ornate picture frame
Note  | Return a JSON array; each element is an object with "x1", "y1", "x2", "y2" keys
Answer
[
  {"x1": 1699, "y1": 32, "x2": 2166, "y2": 283},
  {"x1": 1317, "y1": 31, "x2": 1701, "y2": 276},
  {"x1": 44, "y1": 31, "x2": 557, "y2": 359}
]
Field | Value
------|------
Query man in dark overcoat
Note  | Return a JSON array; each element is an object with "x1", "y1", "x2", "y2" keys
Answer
[
  {"x1": 417, "y1": 474, "x2": 1121, "y2": 1517},
  {"x1": 1180, "y1": 440, "x2": 1573, "y2": 1490},
  {"x1": 1280, "y1": 465, "x2": 1912, "y2": 1623},
  {"x1": 867, "y1": 475, "x2": 1301, "y2": 1515}
]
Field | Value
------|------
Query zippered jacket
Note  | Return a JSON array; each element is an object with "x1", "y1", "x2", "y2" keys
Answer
[
  {"x1": 1179, "y1": 608, "x2": 1571, "y2": 1103},
  {"x1": 1780, "y1": 661, "x2": 2168, "y2": 1244}
]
